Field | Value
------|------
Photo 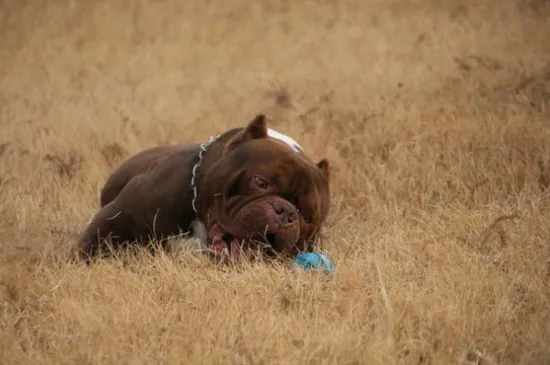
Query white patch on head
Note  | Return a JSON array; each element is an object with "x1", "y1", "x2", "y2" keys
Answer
[{"x1": 267, "y1": 128, "x2": 304, "y2": 154}]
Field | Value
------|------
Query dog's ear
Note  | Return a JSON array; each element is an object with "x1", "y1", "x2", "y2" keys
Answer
[
  {"x1": 224, "y1": 114, "x2": 268, "y2": 153},
  {"x1": 316, "y1": 159, "x2": 329, "y2": 181}
]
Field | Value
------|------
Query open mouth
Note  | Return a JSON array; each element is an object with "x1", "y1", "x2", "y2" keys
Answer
[
  {"x1": 208, "y1": 227, "x2": 245, "y2": 263},
  {"x1": 262, "y1": 233, "x2": 278, "y2": 257},
  {"x1": 206, "y1": 222, "x2": 278, "y2": 263}
]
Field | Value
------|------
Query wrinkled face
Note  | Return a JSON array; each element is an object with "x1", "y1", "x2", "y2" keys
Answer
[{"x1": 199, "y1": 117, "x2": 330, "y2": 264}]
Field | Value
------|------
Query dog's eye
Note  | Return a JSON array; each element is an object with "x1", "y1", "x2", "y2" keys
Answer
[{"x1": 253, "y1": 175, "x2": 269, "y2": 190}]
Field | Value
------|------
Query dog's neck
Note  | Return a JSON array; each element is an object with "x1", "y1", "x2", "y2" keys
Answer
[
  {"x1": 189, "y1": 128, "x2": 241, "y2": 217},
  {"x1": 189, "y1": 134, "x2": 221, "y2": 215}
]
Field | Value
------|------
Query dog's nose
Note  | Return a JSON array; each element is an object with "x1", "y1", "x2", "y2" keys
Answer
[{"x1": 272, "y1": 202, "x2": 298, "y2": 225}]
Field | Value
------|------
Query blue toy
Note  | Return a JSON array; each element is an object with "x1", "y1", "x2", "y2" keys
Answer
[{"x1": 292, "y1": 252, "x2": 335, "y2": 272}]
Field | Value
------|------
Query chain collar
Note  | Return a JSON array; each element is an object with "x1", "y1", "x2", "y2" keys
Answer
[{"x1": 190, "y1": 134, "x2": 221, "y2": 215}]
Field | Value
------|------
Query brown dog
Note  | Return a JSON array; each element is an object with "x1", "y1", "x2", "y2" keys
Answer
[{"x1": 76, "y1": 114, "x2": 331, "y2": 263}]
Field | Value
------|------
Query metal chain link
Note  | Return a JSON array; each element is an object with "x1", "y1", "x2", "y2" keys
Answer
[{"x1": 190, "y1": 134, "x2": 221, "y2": 214}]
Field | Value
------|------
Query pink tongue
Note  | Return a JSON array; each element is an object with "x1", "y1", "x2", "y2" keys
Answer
[
  {"x1": 209, "y1": 234, "x2": 245, "y2": 264},
  {"x1": 229, "y1": 239, "x2": 243, "y2": 261},
  {"x1": 209, "y1": 235, "x2": 226, "y2": 255}
]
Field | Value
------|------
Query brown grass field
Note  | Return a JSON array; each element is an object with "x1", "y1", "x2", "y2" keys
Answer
[{"x1": 1, "y1": 0, "x2": 550, "y2": 364}]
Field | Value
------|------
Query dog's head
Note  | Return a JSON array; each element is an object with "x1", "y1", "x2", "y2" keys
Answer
[{"x1": 198, "y1": 114, "x2": 330, "y2": 262}]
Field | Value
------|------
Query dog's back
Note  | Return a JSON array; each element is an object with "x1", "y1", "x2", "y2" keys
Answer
[{"x1": 99, "y1": 144, "x2": 198, "y2": 206}]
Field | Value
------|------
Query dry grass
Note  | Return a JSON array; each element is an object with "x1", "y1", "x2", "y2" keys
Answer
[{"x1": 1, "y1": 0, "x2": 550, "y2": 364}]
